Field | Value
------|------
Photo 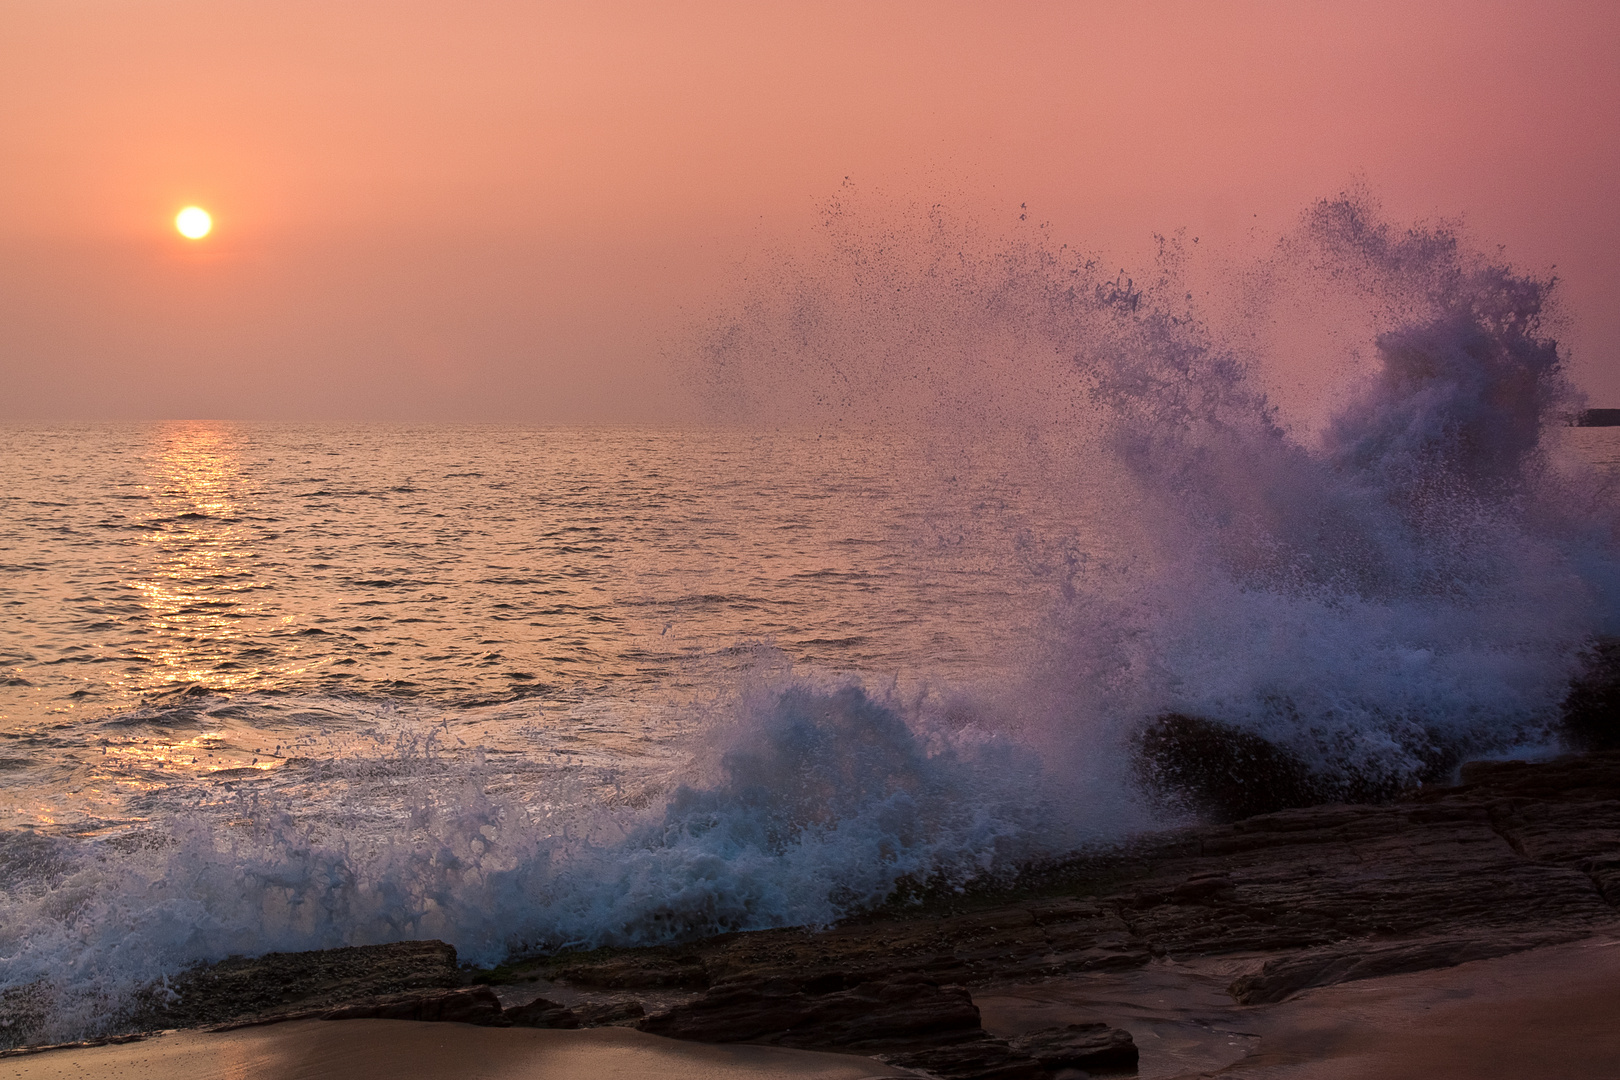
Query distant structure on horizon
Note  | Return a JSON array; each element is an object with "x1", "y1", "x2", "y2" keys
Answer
[{"x1": 1575, "y1": 409, "x2": 1620, "y2": 427}]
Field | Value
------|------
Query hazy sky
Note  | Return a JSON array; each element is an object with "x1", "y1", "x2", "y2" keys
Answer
[{"x1": 2, "y1": 1, "x2": 1617, "y2": 422}]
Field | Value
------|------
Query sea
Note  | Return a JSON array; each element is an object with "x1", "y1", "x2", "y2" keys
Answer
[{"x1": 5, "y1": 195, "x2": 1620, "y2": 1044}]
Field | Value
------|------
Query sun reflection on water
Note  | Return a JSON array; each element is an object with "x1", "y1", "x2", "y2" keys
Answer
[{"x1": 126, "y1": 423, "x2": 268, "y2": 696}]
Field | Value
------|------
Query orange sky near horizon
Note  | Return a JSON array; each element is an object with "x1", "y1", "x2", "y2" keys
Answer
[{"x1": 1, "y1": 0, "x2": 1617, "y2": 422}]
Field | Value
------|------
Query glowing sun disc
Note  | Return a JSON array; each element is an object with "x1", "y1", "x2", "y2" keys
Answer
[{"x1": 175, "y1": 206, "x2": 212, "y2": 239}]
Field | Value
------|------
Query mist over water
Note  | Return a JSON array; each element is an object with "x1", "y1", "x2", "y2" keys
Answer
[
  {"x1": 702, "y1": 189, "x2": 1618, "y2": 791},
  {"x1": 5, "y1": 193, "x2": 1619, "y2": 1044}
]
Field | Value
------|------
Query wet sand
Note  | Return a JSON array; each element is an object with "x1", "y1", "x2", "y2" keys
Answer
[
  {"x1": 976, "y1": 934, "x2": 1620, "y2": 1079},
  {"x1": 0, "y1": 1022, "x2": 907, "y2": 1080}
]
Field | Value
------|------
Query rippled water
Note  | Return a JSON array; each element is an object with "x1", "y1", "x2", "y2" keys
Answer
[
  {"x1": 0, "y1": 422, "x2": 1083, "y2": 835},
  {"x1": 5, "y1": 423, "x2": 1617, "y2": 840}
]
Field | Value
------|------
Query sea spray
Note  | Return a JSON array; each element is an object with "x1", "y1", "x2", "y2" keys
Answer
[
  {"x1": 4, "y1": 191, "x2": 1618, "y2": 1045},
  {"x1": 1059, "y1": 197, "x2": 1610, "y2": 793},
  {"x1": 696, "y1": 188, "x2": 1615, "y2": 793}
]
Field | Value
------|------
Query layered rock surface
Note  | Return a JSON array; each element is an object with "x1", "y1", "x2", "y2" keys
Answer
[
  {"x1": 125, "y1": 753, "x2": 1619, "y2": 1077},
  {"x1": 146, "y1": 940, "x2": 464, "y2": 1029},
  {"x1": 535, "y1": 753, "x2": 1619, "y2": 1005},
  {"x1": 638, "y1": 974, "x2": 1051, "y2": 1079}
]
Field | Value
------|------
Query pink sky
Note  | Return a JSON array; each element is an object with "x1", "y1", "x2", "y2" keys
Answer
[{"x1": 2, "y1": 0, "x2": 1616, "y2": 422}]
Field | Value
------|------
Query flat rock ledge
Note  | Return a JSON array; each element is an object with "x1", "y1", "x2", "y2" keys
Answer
[
  {"x1": 209, "y1": 986, "x2": 508, "y2": 1031},
  {"x1": 533, "y1": 752, "x2": 1620, "y2": 1006},
  {"x1": 14, "y1": 752, "x2": 1615, "y2": 1079}
]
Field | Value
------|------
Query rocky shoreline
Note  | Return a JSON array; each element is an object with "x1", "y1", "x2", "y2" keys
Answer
[{"x1": 13, "y1": 751, "x2": 1619, "y2": 1077}]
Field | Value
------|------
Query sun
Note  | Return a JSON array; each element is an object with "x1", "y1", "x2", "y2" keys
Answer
[{"x1": 175, "y1": 206, "x2": 212, "y2": 240}]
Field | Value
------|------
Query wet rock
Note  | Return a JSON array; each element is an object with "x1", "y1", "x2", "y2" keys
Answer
[
  {"x1": 1132, "y1": 713, "x2": 1442, "y2": 821},
  {"x1": 555, "y1": 952, "x2": 708, "y2": 989},
  {"x1": 640, "y1": 973, "x2": 1049, "y2": 1076},
  {"x1": 146, "y1": 940, "x2": 463, "y2": 1030},
  {"x1": 1132, "y1": 713, "x2": 1326, "y2": 822},
  {"x1": 1581, "y1": 854, "x2": 1620, "y2": 906},
  {"x1": 322, "y1": 986, "x2": 504, "y2": 1025},
  {"x1": 641, "y1": 972, "x2": 1046, "y2": 1079},
  {"x1": 210, "y1": 986, "x2": 505, "y2": 1030},
  {"x1": 637, "y1": 975, "x2": 810, "y2": 1043},
  {"x1": 542, "y1": 758, "x2": 1619, "y2": 1013},
  {"x1": 1562, "y1": 638, "x2": 1620, "y2": 751},
  {"x1": 1169, "y1": 873, "x2": 1234, "y2": 903},
  {"x1": 639, "y1": 973, "x2": 981, "y2": 1047},
  {"x1": 573, "y1": 999, "x2": 645, "y2": 1026},
  {"x1": 1228, "y1": 929, "x2": 1590, "y2": 1005},
  {"x1": 501, "y1": 995, "x2": 580, "y2": 1028},
  {"x1": 1449, "y1": 757, "x2": 1620, "y2": 889},
  {"x1": 509, "y1": 754, "x2": 1620, "y2": 1016},
  {"x1": 692, "y1": 901, "x2": 1149, "y2": 990},
  {"x1": 878, "y1": 1034, "x2": 1047, "y2": 1080},
  {"x1": 1446, "y1": 753, "x2": 1620, "y2": 800},
  {"x1": 1008, "y1": 1022, "x2": 1139, "y2": 1072}
]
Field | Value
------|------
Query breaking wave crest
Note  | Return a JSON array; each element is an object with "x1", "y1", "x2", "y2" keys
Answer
[{"x1": 2, "y1": 683, "x2": 1054, "y2": 1044}]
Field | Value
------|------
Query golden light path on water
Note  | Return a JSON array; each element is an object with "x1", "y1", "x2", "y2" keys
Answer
[
  {"x1": 2, "y1": 422, "x2": 1074, "y2": 835},
  {"x1": 130, "y1": 424, "x2": 263, "y2": 693},
  {"x1": 73, "y1": 427, "x2": 289, "y2": 829}
]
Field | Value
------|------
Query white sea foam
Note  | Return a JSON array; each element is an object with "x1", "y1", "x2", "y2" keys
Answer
[{"x1": 1, "y1": 680, "x2": 1062, "y2": 1043}]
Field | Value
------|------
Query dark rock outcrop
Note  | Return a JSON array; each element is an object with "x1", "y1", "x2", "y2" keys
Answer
[
  {"x1": 553, "y1": 952, "x2": 709, "y2": 989},
  {"x1": 1134, "y1": 713, "x2": 1325, "y2": 821},
  {"x1": 1575, "y1": 408, "x2": 1620, "y2": 427},
  {"x1": 144, "y1": 940, "x2": 463, "y2": 1030},
  {"x1": 501, "y1": 995, "x2": 581, "y2": 1028},
  {"x1": 320, "y1": 986, "x2": 503, "y2": 1025},
  {"x1": 1563, "y1": 638, "x2": 1620, "y2": 751},
  {"x1": 639, "y1": 973, "x2": 980, "y2": 1045},
  {"x1": 0, "y1": 1033, "x2": 151, "y2": 1061},
  {"x1": 210, "y1": 986, "x2": 505, "y2": 1030},
  {"x1": 1131, "y1": 712, "x2": 1444, "y2": 822},
  {"x1": 545, "y1": 752, "x2": 1620, "y2": 1008},
  {"x1": 1007, "y1": 1022, "x2": 1139, "y2": 1073},
  {"x1": 572, "y1": 999, "x2": 645, "y2": 1026},
  {"x1": 668, "y1": 898, "x2": 1149, "y2": 992},
  {"x1": 640, "y1": 973, "x2": 1045, "y2": 1078}
]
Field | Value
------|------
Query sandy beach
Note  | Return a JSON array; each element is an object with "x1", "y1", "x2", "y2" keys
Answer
[
  {"x1": 977, "y1": 934, "x2": 1620, "y2": 1079},
  {"x1": 1218, "y1": 937, "x2": 1620, "y2": 1079},
  {"x1": 0, "y1": 1022, "x2": 909, "y2": 1080}
]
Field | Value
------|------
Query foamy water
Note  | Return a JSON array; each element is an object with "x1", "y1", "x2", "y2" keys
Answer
[{"x1": 3, "y1": 195, "x2": 1619, "y2": 1045}]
